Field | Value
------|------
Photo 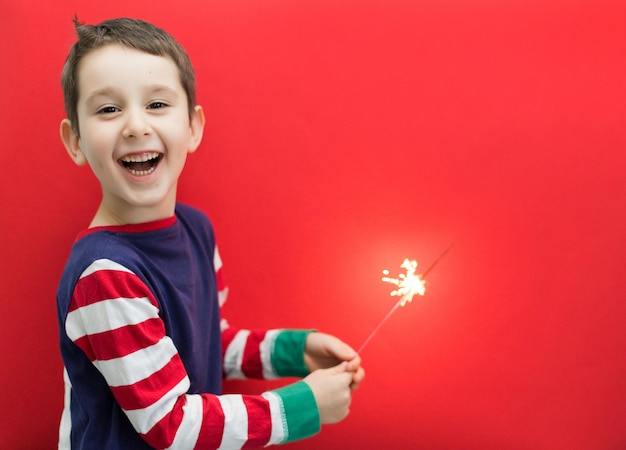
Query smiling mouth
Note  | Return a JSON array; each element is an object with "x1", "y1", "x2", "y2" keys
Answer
[{"x1": 118, "y1": 152, "x2": 163, "y2": 176}]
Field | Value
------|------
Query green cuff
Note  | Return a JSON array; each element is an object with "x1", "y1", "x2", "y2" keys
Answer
[
  {"x1": 271, "y1": 329, "x2": 315, "y2": 378},
  {"x1": 273, "y1": 381, "x2": 321, "y2": 443}
]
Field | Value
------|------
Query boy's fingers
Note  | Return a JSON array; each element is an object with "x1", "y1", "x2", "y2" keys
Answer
[
  {"x1": 324, "y1": 336, "x2": 356, "y2": 360},
  {"x1": 341, "y1": 343, "x2": 358, "y2": 361},
  {"x1": 352, "y1": 367, "x2": 365, "y2": 382},
  {"x1": 350, "y1": 367, "x2": 366, "y2": 390},
  {"x1": 331, "y1": 363, "x2": 356, "y2": 384},
  {"x1": 345, "y1": 354, "x2": 361, "y2": 372}
]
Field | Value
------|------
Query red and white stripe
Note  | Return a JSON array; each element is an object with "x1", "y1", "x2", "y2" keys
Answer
[{"x1": 222, "y1": 328, "x2": 282, "y2": 380}]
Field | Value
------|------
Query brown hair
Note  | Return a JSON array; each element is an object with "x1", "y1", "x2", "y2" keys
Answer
[{"x1": 61, "y1": 17, "x2": 197, "y2": 135}]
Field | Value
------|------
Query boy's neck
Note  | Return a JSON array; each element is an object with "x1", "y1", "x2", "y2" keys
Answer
[{"x1": 89, "y1": 196, "x2": 177, "y2": 228}]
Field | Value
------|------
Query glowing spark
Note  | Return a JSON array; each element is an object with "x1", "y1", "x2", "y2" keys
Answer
[
  {"x1": 357, "y1": 245, "x2": 453, "y2": 354},
  {"x1": 382, "y1": 258, "x2": 426, "y2": 307}
]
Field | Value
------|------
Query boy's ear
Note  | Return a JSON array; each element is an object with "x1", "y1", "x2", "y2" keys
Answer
[
  {"x1": 187, "y1": 105, "x2": 206, "y2": 154},
  {"x1": 60, "y1": 119, "x2": 87, "y2": 166}
]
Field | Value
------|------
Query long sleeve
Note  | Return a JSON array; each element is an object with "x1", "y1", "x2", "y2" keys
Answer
[
  {"x1": 63, "y1": 258, "x2": 319, "y2": 449},
  {"x1": 221, "y1": 327, "x2": 313, "y2": 379}
]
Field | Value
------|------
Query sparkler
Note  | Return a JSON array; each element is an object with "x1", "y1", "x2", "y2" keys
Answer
[{"x1": 357, "y1": 244, "x2": 453, "y2": 353}]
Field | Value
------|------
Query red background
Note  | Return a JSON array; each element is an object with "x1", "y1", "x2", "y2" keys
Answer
[{"x1": 2, "y1": 1, "x2": 625, "y2": 448}]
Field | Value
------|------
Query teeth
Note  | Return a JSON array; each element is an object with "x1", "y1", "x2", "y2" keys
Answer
[
  {"x1": 119, "y1": 151, "x2": 162, "y2": 177},
  {"x1": 120, "y1": 152, "x2": 161, "y2": 163},
  {"x1": 128, "y1": 167, "x2": 157, "y2": 176}
]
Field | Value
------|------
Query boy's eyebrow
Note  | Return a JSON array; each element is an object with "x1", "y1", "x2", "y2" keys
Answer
[
  {"x1": 144, "y1": 84, "x2": 180, "y2": 97},
  {"x1": 83, "y1": 88, "x2": 116, "y2": 106},
  {"x1": 83, "y1": 85, "x2": 180, "y2": 106}
]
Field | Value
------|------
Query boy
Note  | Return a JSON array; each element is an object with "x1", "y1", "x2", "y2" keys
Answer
[{"x1": 57, "y1": 17, "x2": 364, "y2": 449}]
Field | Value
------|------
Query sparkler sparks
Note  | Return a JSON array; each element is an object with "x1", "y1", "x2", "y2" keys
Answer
[
  {"x1": 382, "y1": 258, "x2": 426, "y2": 307},
  {"x1": 357, "y1": 245, "x2": 453, "y2": 354}
]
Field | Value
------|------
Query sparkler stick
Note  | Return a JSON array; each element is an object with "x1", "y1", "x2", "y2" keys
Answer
[{"x1": 357, "y1": 244, "x2": 453, "y2": 354}]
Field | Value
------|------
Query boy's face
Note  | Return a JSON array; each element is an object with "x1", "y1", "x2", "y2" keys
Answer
[{"x1": 61, "y1": 44, "x2": 204, "y2": 223}]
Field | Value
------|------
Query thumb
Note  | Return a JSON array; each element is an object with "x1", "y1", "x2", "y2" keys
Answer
[
  {"x1": 329, "y1": 361, "x2": 348, "y2": 375},
  {"x1": 332, "y1": 361, "x2": 349, "y2": 373},
  {"x1": 328, "y1": 362, "x2": 354, "y2": 388}
]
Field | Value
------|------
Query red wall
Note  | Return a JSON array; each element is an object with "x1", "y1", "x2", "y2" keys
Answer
[{"x1": 2, "y1": 1, "x2": 625, "y2": 448}]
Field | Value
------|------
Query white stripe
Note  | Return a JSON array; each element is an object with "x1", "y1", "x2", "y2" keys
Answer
[
  {"x1": 165, "y1": 395, "x2": 203, "y2": 450},
  {"x1": 261, "y1": 391, "x2": 287, "y2": 445},
  {"x1": 223, "y1": 330, "x2": 250, "y2": 379},
  {"x1": 80, "y1": 258, "x2": 134, "y2": 279},
  {"x1": 213, "y1": 246, "x2": 223, "y2": 272},
  {"x1": 124, "y1": 376, "x2": 191, "y2": 435},
  {"x1": 58, "y1": 368, "x2": 72, "y2": 450},
  {"x1": 218, "y1": 286, "x2": 229, "y2": 307},
  {"x1": 93, "y1": 337, "x2": 178, "y2": 387},
  {"x1": 66, "y1": 296, "x2": 158, "y2": 341},
  {"x1": 215, "y1": 246, "x2": 229, "y2": 307},
  {"x1": 260, "y1": 330, "x2": 280, "y2": 379},
  {"x1": 217, "y1": 395, "x2": 248, "y2": 450}
]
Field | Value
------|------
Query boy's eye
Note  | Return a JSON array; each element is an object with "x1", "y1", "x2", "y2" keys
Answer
[
  {"x1": 97, "y1": 106, "x2": 120, "y2": 114},
  {"x1": 148, "y1": 101, "x2": 168, "y2": 109}
]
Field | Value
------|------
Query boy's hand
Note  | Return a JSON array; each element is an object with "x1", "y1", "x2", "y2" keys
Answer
[
  {"x1": 302, "y1": 362, "x2": 354, "y2": 424},
  {"x1": 304, "y1": 332, "x2": 365, "y2": 390}
]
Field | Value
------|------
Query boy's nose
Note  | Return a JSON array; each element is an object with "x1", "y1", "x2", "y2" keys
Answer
[{"x1": 122, "y1": 109, "x2": 152, "y2": 138}]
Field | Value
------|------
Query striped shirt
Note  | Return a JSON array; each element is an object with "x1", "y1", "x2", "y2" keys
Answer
[{"x1": 56, "y1": 203, "x2": 319, "y2": 449}]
